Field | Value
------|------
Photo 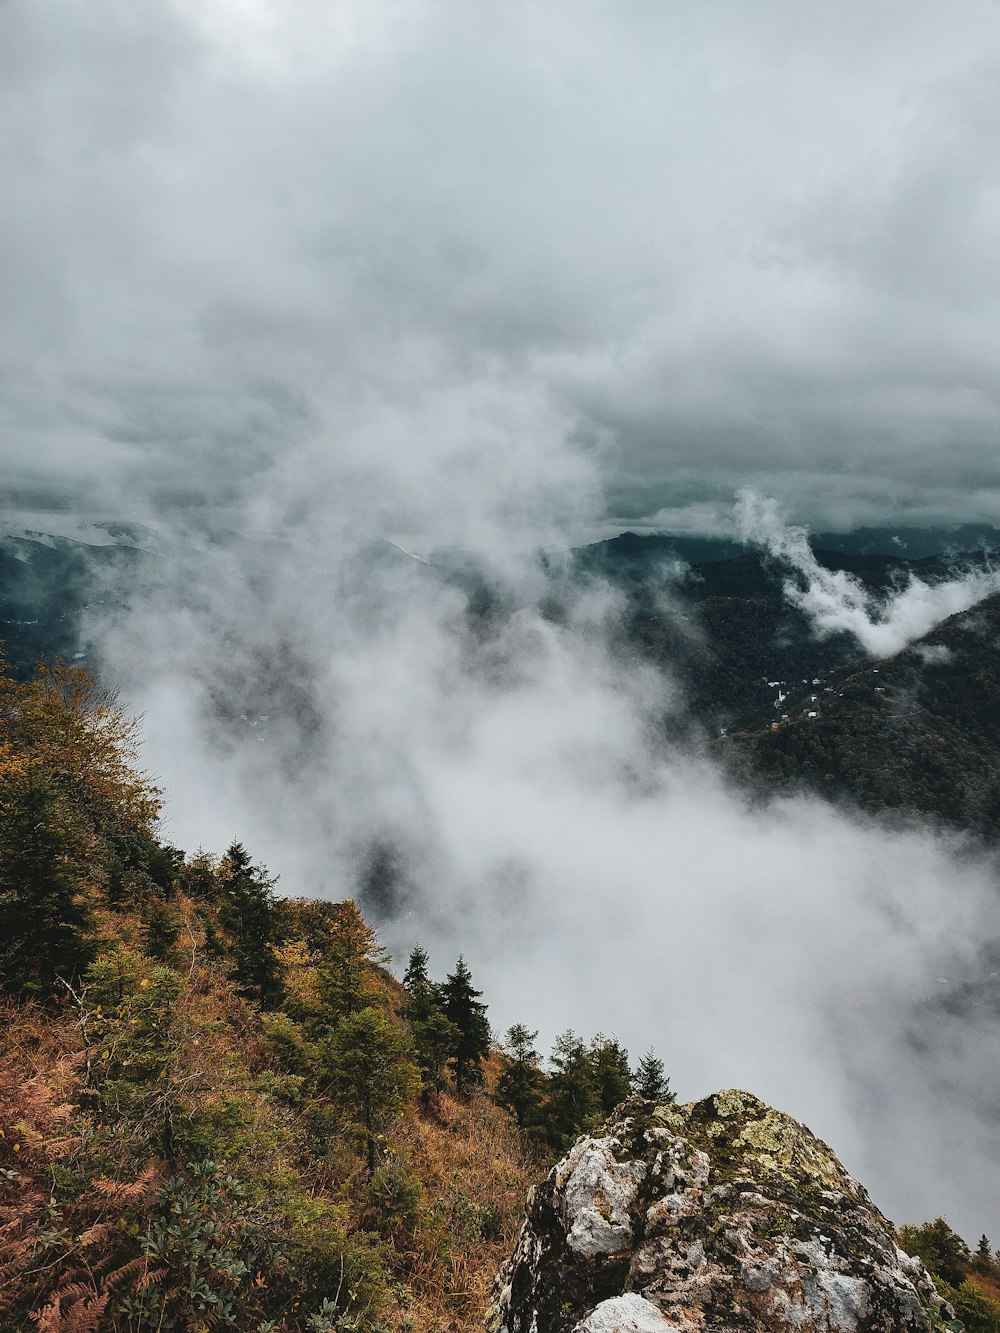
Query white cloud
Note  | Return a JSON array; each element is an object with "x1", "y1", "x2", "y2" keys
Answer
[
  {"x1": 94, "y1": 429, "x2": 1000, "y2": 1243},
  {"x1": 735, "y1": 489, "x2": 1000, "y2": 655}
]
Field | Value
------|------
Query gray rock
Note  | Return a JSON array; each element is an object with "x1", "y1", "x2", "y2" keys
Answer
[{"x1": 489, "y1": 1090, "x2": 951, "y2": 1333}]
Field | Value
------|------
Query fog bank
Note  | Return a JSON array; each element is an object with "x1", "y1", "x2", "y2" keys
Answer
[{"x1": 95, "y1": 434, "x2": 1000, "y2": 1242}]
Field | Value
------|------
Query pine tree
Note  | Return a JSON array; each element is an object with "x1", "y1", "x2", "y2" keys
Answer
[
  {"x1": 632, "y1": 1048, "x2": 674, "y2": 1103},
  {"x1": 218, "y1": 842, "x2": 284, "y2": 1007},
  {"x1": 439, "y1": 955, "x2": 490, "y2": 1097},
  {"x1": 411, "y1": 1007, "x2": 459, "y2": 1103},
  {"x1": 495, "y1": 1024, "x2": 542, "y2": 1130},
  {"x1": 402, "y1": 944, "x2": 431, "y2": 997},
  {"x1": 402, "y1": 946, "x2": 458, "y2": 1102},
  {"x1": 974, "y1": 1233, "x2": 993, "y2": 1273},
  {"x1": 328, "y1": 1007, "x2": 419, "y2": 1175},
  {"x1": 543, "y1": 1030, "x2": 598, "y2": 1148},
  {"x1": 0, "y1": 768, "x2": 96, "y2": 996},
  {"x1": 588, "y1": 1035, "x2": 632, "y2": 1117},
  {"x1": 316, "y1": 899, "x2": 386, "y2": 1021}
]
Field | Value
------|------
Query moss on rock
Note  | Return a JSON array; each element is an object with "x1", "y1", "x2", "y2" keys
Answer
[{"x1": 491, "y1": 1090, "x2": 952, "y2": 1333}]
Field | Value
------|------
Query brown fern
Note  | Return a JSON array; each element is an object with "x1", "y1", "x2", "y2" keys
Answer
[{"x1": 32, "y1": 1288, "x2": 109, "y2": 1333}]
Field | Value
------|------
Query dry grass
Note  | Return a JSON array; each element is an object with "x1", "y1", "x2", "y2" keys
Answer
[{"x1": 386, "y1": 1066, "x2": 546, "y2": 1332}]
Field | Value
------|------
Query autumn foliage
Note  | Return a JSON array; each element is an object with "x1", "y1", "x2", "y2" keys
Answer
[{"x1": 0, "y1": 660, "x2": 541, "y2": 1331}]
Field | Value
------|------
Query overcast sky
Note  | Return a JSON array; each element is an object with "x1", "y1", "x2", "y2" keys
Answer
[{"x1": 4, "y1": 0, "x2": 1000, "y2": 535}]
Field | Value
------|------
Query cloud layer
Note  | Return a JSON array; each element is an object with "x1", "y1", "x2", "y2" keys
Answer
[
  {"x1": 95, "y1": 464, "x2": 1000, "y2": 1244},
  {"x1": 4, "y1": 0, "x2": 1000, "y2": 526}
]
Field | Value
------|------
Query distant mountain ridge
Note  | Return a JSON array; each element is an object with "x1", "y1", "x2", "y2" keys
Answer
[{"x1": 4, "y1": 519, "x2": 1000, "y2": 838}]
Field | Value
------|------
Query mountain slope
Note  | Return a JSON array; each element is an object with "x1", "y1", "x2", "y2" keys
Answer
[{"x1": 723, "y1": 593, "x2": 1000, "y2": 837}]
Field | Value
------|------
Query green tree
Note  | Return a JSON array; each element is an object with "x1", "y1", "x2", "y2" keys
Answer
[
  {"x1": 495, "y1": 1024, "x2": 542, "y2": 1130},
  {"x1": 315, "y1": 899, "x2": 385, "y2": 1022},
  {"x1": 402, "y1": 945, "x2": 458, "y2": 1101},
  {"x1": 898, "y1": 1217, "x2": 970, "y2": 1288},
  {"x1": 85, "y1": 948, "x2": 184, "y2": 1155},
  {"x1": 142, "y1": 897, "x2": 182, "y2": 962},
  {"x1": 542, "y1": 1030, "x2": 598, "y2": 1148},
  {"x1": 589, "y1": 1034, "x2": 632, "y2": 1117},
  {"x1": 0, "y1": 768, "x2": 96, "y2": 996},
  {"x1": 953, "y1": 1280, "x2": 1000, "y2": 1333},
  {"x1": 402, "y1": 944, "x2": 431, "y2": 996},
  {"x1": 328, "y1": 1007, "x2": 419, "y2": 1175},
  {"x1": 218, "y1": 842, "x2": 284, "y2": 1007},
  {"x1": 439, "y1": 955, "x2": 490, "y2": 1097},
  {"x1": 632, "y1": 1048, "x2": 674, "y2": 1103},
  {"x1": 975, "y1": 1234, "x2": 994, "y2": 1273}
]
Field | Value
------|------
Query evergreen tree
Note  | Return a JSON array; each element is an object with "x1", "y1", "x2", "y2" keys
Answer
[
  {"x1": 410, "y1": 1007, "x2": 459, "y2": 1103},
  {"x1": 543, "y1": 1030, "x2": 598, "y2": 1148},
  {"x1": 143, "y1": 898, "x2": 182, "y2": 962},
  {"x1": 218, "y1": 842, "x2": 284, "y2": 1007},
  {"x1": 898, "y1": 1218, "x2": 970, "y2": 1288},
  {"x1": 402, "y1": 944, "x2": 431, "y2": 995},
  {"x1": 589, "y1": 1035, "x2": 632, "y2": 1117},
  {"x1": 0, "y1": 768, "x2": 96, "y2": 995},
  {"x1": 953, "y1": 1280, "x2": 1000, "y2": 1333},
  {"x1": 402, "y1": 947, "x2": 458, "y2": 1102},
  {"x1": 632, "y1": 1048, "x2": 674, "y2": 1103},
  {"x1": 495, "y1": 1024, "x2": 542, "y2": 1130},
  {"x1": 974, "y1": 1234, "x2": 993, "y2": 1273},
  {"x1": 328, "y1": 1006, "x2": 419, "y2": 1175},
  {"x1": 316, "y1": 899, "x2": 385, "y2": 1021},
  {"x1": 439, "y1": 955, "x2": 490, "y2": 1097}
]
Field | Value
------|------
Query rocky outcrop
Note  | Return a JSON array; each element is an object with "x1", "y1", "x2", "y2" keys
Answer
[{"x1": 489, "y1": 1091, "x2": 951, "y2": 1333}]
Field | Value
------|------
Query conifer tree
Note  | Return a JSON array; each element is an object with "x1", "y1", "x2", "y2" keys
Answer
[
  {"x1": 402, "y1": 944, "x2": 431, "y2": 995},
  {"x1": 316, "y1": 899, "x2": 385, "y2": 1021},
  {"x1": 543, "y1": 1030, "x2": 598, "y2": 1148},
  {"x1": 402, "y1": 946, "x2": 458, "y2": 1101},
  {"x1": 328, "y1": 1006, "x2": 419, "y2": 1175},
  {"x1": 589, "y1": 1034, "x2": 632, "y2": 1117},
  {"x1": 975, "y1": 1233, "x2": 993, "y2": 1273},
  {"x1": 632, "y1": 1048, "x2": 674, "y2": 1103},
  {"x1": 496, "y1": 1024, "x2": 542, "y2": 1130},
  {"x1": 0, "y1": 768, "x2": 96, "y2": 995},
  {"x1": 218, "y1": 842, "x2": 284, "y2": 1007},
  {"x1": 439, "y1": 955, "x2": 490, "y2": 1097}
]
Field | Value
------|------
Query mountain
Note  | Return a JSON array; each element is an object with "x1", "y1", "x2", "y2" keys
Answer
[
  {"x1": 723, "y1": 593, "x2": 1000, "y2": 838},
  {"x1": 4, "y1": 519, "x2": 1000, "y2": 839},
  {"x1": 0, "y1": 530, "x2": 145, "y2": 673}
]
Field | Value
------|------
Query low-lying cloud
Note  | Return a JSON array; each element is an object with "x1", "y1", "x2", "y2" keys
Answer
[
  {"x1": 735, "y1": 489, "x2": 1000, "y2": 656},
  {"x1": 91, "y1": 419, "x2": 1000, "y2": 1244}
]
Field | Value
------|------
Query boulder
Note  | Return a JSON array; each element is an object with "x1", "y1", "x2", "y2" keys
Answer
[{"x1": 489, "y1": 1090, "x2": 951, "y2": 1333}]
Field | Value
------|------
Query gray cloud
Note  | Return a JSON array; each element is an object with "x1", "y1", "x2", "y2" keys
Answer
[{"x1": 4, "y1": 1, "x2": 1000, "y2": 525}]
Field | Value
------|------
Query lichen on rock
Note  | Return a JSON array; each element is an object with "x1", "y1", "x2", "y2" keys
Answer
[{"x1": 489, "y1": 1090, "x2": 951, "y2": 1333}]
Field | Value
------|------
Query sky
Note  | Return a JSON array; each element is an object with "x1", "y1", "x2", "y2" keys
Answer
[
  {"x1": 5, "y1": 0, "x2": 1000, "y2": 1245},
  {"x1": 4, "y1": 0, "x2": 1000, "y2": 533}
]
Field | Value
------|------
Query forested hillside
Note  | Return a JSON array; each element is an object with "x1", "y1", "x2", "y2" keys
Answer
[
  {"x1": 0, "y1": 659, "x2": 674, "y2": 1331},
  {"x1": 724, "y1": 593, "x2": 1000, "y2": 838}
]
